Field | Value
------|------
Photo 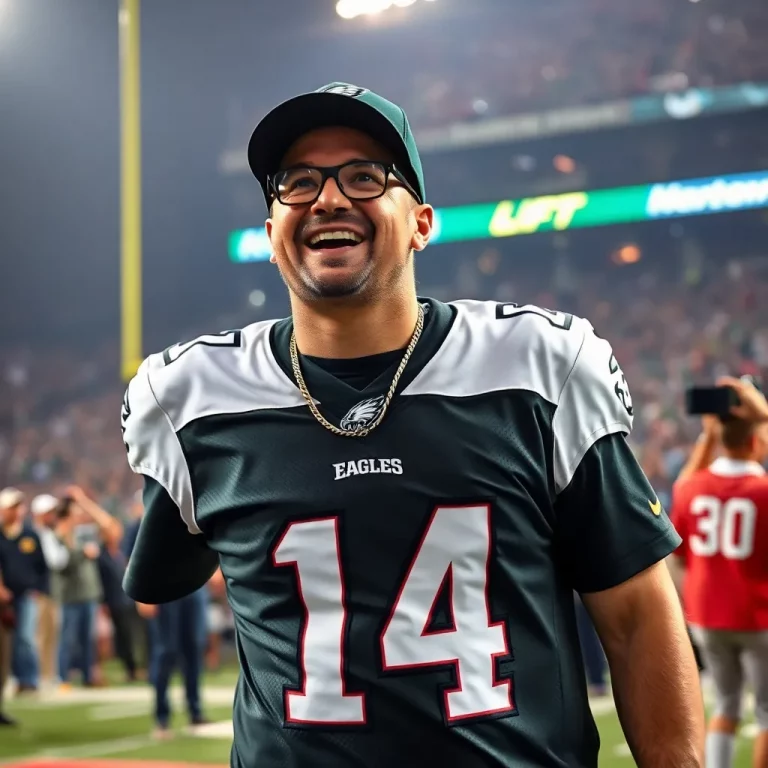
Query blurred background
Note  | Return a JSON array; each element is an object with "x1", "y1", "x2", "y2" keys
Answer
[{"x1": 1, "y1": 0, "x2": 767, "y2": 764}]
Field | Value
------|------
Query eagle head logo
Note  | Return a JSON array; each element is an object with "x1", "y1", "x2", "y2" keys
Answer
[{"x1": 339, "y1": 396, "x2": 386, "y2": 433}]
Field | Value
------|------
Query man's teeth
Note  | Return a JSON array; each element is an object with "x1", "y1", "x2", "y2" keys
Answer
[{"x1": 308, "y1": 231, "x2": 363, "y2": 247}]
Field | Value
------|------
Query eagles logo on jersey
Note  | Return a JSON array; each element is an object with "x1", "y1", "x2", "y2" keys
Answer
[{"x1": 339, "y1": 395, "x2": 386, "y2": 432}]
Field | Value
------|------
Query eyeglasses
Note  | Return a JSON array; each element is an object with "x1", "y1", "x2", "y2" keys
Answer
[{"x1": 268, "y1": 160, "x2": 420, "y2": 206}]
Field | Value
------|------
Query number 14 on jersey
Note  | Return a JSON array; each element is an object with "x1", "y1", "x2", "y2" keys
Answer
[{"x1": 272, "y1": 504, "x2": 516, "y2": 726}]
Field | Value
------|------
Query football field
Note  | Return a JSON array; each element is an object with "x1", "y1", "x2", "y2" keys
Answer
[{"x1": 0, "y1": 668, "x2": 757, "y2": 767}]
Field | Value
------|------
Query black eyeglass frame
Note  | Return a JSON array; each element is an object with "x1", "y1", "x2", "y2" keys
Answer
[{"x1": 267, "y1": 161, "x2": 422, "y2": 206}]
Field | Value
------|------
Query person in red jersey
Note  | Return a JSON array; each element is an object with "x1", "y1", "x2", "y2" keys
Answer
[{"x1": 671, "y1": 377, "x2": 768, "y2": 768}]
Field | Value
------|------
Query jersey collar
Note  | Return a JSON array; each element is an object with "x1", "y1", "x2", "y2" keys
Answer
[
  {"x1": 269, "y1": 298, "x2": 455, "y2": 423},
  {"x1": 709, "y1": 457, "x2": 766, "y2": 477}
]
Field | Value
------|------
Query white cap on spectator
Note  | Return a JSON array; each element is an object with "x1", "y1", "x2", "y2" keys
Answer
[
  {"x1": 0, "y1": 487, "x2": 25, "y2": 510},
  {"x1": 31, "y1": 494, "x2": 58, "y2": 516}
]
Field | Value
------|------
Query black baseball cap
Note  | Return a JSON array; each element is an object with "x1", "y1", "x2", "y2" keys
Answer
[{"x1": 247, "y1": 83, "x2": 426, "y2": 207}]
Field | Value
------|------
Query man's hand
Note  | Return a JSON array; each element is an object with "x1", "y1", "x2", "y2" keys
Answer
[
  {"x1": 136, "y1": 602, "x2": 158, "y2": 619},
  {"x1": 65, "y1": 484, "x2": 88, "y2": 504},
  {"x1": 0, "y1": 584, "x2": 12, "y2": 604},
  {"x1": 718, "y1": 376, "x2": 768, "y2": 422}
]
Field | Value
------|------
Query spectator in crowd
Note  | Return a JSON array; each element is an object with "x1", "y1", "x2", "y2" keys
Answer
[
  {"x1": 138, "y1": 588, "x2": 210, "y2": 739},
  {"x1": 130, "y1": 488, "x2": 222, "y2": 737},
  {"x1": 0, "y1": 564, "x2": 15, "y2": 725},
  {"x1": 0, "y1": 487, "x2": 48, "y2": 695},
  {"x1": 55, "y1": 485, "x2": 121, "y2": 689},
  {"x1": 30, "y1": 493, "x2": 70, "y2": 689},
  {"x1": 669, "y1": 377, "x2": 768, "y2": 768}
]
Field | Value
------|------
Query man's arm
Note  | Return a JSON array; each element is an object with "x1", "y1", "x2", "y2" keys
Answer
[
  {"x1": 124, "y1": 477, "x2": 218, "y2": 603},
  {"x1": 67, "y1": 486, "x2": 123, "y2": 547},
  {"x1": 552, "y1": 320, "x2": 704, "y2": 766},
  {"x1": 583, "y1": 563, "x2": 704, "y2": 767},
  {"x1": 555, "y1": 435, "x2": 705, "y2": 766},
  {"x1": 121, "y1": 356, "x2": 219, "y2": 603}
]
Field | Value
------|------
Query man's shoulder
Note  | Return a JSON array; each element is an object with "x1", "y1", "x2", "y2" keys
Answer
[
  {"x1": 142, "y1": 322, "x2": 272, "y2": 384},
  {"x1": 409, "y1": 298, "x2": 594, "y2": 404},
  {"x1": 447, "y1": 298, "x2": 591, "y2": 352},
  {"x1": 125, "y1": 319, "x2": 304, "y2": 435}
]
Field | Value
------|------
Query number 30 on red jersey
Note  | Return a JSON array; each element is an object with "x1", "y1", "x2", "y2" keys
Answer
[{"x1": 272, "y1": 504, "x2": 516, "y2": 726}]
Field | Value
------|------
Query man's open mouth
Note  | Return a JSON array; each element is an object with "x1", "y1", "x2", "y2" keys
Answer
[{"x1": 306, "y1": 230, "x2": 366, "y2": 251}]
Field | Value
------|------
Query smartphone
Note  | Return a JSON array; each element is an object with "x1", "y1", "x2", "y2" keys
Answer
[{"x1": 685, "y1": 386, "x2": 740, "y2": 416}]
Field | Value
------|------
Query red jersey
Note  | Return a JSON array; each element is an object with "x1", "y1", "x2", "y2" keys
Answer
[{"x1": 671, "y1": 457, "x2": 768, "y2": 631}]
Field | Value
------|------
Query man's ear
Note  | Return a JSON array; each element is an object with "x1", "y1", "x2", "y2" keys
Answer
[
  {"x1": 265, "y1": 218, "x2": 277, "y2": 264},
  {"x1": 410, "y1": 204, "x2": 434, "y2": 253}
]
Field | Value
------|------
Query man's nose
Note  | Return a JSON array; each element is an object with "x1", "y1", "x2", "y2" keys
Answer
[{"x1": 310, "y1": 176, "x2": 353, "y2": 215}]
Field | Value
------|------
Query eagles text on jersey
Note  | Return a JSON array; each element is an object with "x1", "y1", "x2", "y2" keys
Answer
[{"x1": 122, "y1": 299, "x2": 680, "y2": 768}]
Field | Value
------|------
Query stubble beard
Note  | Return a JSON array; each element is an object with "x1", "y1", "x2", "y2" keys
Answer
[
  {"x1": 300, "y1": 243, "x2": 377, "y2": 300},
  {"x1": 276, "y1": 243, "x2": 414, "y2": 305}
]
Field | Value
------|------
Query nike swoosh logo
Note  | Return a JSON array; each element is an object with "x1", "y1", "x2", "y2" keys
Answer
[{"x1": 649, "y1": 498, "x2": 662, "y2": 516}]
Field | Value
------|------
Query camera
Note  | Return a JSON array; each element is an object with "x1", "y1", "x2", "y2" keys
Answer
[
  {"x1": 685, "y1": 387, "x2": 740, "y2": 417},
  {"x1": 685, "y1": 377, "x2": 762, "y2": 417}
]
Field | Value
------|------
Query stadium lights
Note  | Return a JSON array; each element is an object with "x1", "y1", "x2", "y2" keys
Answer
[{"x1": 336, "y1": 0, "x2": 436, "y2": 21}]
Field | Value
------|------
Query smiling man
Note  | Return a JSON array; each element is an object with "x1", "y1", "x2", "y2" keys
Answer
[{"x1": 122, "y1": 83, "x2": 704, "y2": 767}]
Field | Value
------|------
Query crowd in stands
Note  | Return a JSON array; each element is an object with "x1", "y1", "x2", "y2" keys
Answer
[
  {"x1": 231, "y1": 0, "x2": 768, "y2": 137},
  {"x1": 393, "y1": 0, "x2": 768, "y2": 128}
]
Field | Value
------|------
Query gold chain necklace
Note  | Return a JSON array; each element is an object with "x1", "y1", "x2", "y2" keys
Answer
[{"x1": 290, "y1": 303, "x2": 426, "y2": 438}]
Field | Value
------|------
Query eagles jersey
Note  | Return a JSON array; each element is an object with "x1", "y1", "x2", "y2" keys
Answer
[{"x1": 122, "y1": 298, "x2": 680, "y2": 768}]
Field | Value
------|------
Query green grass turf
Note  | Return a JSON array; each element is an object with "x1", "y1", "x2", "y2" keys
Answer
[{"x1": 0, "y1": 679, "x2": 759, "y2": 767}]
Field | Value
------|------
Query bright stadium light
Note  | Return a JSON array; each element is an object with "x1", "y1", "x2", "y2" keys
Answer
[{"x1": 336, "y1": 0, "x2": 434, "y2": 20}]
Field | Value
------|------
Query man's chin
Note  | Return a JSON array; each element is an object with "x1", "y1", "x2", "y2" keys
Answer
[
  {"x1": 306, "y1": 277, "x2": 368, "y2": 300},
  {"x1": 301, "y1": 266, "x2": 372, "y2": 300}
]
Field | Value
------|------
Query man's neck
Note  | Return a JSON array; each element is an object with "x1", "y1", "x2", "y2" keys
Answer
[
  {"x1": 723, "y1": 450, "x2": 761, "y2": 465},
  {"x1": 291, "y1": 293, "x2": 420, "y2": 359}
]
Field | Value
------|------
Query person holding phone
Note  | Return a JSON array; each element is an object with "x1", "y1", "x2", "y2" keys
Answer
[
  {"x1": 54, "y1": 486, "x2": 121, "y2": 689},
  {"x1": 671, "y1": 377, "x2": 768, "y2": 768}
]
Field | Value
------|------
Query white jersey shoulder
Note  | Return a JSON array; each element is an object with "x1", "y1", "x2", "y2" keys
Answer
[
  {"x1": 405, "y1": 299, "x2": 634, "y2": 492},
  {"x1": 121, "y1": 321, "x2": 304, "y2": 533}
]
